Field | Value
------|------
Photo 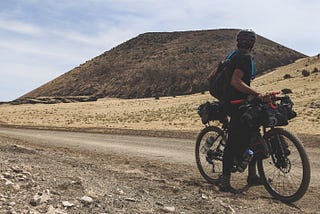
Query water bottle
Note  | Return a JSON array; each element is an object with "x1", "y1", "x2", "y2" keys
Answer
[
  {"x1": 237, "y1": 149, "x2": 254, "y2": 172},
  {"x1": 200, "y1": 136, "x2": 215, "y2": 153}
]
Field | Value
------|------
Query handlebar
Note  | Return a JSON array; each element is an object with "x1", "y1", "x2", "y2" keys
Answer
[{"x1": 230, "y1": 92, "x2": 289, "y2": 108}]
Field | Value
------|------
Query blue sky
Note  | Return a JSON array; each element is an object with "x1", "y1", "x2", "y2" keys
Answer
[{"x1": 1, "y1": 0, "x2": 319, "y2": 101}]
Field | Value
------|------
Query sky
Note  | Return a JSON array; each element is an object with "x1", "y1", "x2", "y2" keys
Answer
[{"x1": 0, "y1": 0, "x2": 319, "y2": 101}]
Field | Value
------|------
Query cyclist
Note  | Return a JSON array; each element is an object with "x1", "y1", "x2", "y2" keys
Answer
[{"x1": 211, "y1": 30, "x2": 270, "y2": 192}]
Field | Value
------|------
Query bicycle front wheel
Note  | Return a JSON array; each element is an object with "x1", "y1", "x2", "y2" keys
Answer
[
  {"x1": 195, "y1": 126, "x2": 227, "y2": 184},
  {"x1": 258, "y1": 128, "x2": 310, "y2": 203}
]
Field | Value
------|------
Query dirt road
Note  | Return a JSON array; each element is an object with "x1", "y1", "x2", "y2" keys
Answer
[
  {"x1": 0, "y1": 128, "x2": 195, "y2": 164},
  {"x1": 0, "y1": 127, "x2": 319, "y2": 213}
]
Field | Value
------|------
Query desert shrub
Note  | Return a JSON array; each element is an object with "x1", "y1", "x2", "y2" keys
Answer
[
  {"x1": 281, "y1": 88, "x2": 293, "y2": 94},
  {"x1": 155, "y1": 96, "x2": 160, "y2": 100},
  {"x1": 302, "y1": 69, "x2": 310, "y2": 77},
  {"x1": 201, "y1": 91, "x2": 205, "y2": 95},
  {"x1": 283, "y1": 74, "x2": 291, "y2": 79},
  {"x1": 311, "y1": 67, "x2": 319, "y2": 73}
]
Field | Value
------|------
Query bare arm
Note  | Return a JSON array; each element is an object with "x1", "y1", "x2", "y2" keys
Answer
[
  {"x1": 207, "y1": 68, "x2": 217, "y2": 80},
  {"x1": 230, "y1": 68, "x2": 260, "y2": 96}
]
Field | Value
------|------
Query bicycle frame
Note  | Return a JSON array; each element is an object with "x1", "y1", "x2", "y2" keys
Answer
[{"x1": 196, "y1": 93, "x2": 310, "y2": 202}]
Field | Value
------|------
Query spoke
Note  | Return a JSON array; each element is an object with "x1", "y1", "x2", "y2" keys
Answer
[
  {"x1": 259, "y1": 129, "x2": 310, "y2": 202},
  {"x1": 290, "y1": 154, "x2": 301, "y2": 164},
  {"x1": 287, "y1": 174, "x2": 301, "y2": 187},
  {"x1": 287, "y1": 173, "x2": 302, "y2": 184}
]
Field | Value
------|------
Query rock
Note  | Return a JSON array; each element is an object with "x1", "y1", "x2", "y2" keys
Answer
[
  {"x1": 28, "y1": 208, "x2": 41, "y2": 214},
  {"x1": 16, "y1": 174, "x2": 27, "y2": 181},
  {"x1": 201, "y1": 194, "x2": 208, "y2": 199},
  {"x1": 12, "y1": 168, "x2": 23, "y2": 173},
  {"x1": 3, "y1": 172, "x2": 12, "y2": 179},
  {"x1": 154, "y1": 178, "x2": 167, "y2": 184},
  {"x1": 163, "y1": 206, "x2": 175, "y2": 213},
  {"x1": 10, "y1": 96, "x2": 98, "y2": 105},
  {"x1": 12, "y1": 184, "x2": 20, "y2": 191},
  {"x1": 30, "y1": 190, "x2": 51, "y2": 206},
  {"x1": 5, "y1": 180, "x2": 14, "y2": 186},
  {"x1": 40, "y1": 189, "x2": 51, "y2": 203},
  {"x1": 7, "y1": 208, "x2": 17, "y2": 214},
  {"x1": 124, "y1": 197, "x2": 137, "y2": 202},
  {"x1": 218, "y1": 200, "x2": 236, "y2": 214},
  {"x1": 30, "y1": 194, "x2": 41, "y2": 206},
  {"x1": 117, "y1": 188, "x2": 125, "y2": 195},
  {"x1": 226, "y1": 205, "x2": 236, "y2": 214},
  {"x1": 155, "y1": 201, "x2": 164, "y2": 206},
  {"x1": 80, "y1": 196, "x2": 94, "y2": 204},
  {"x1": 8, "y1": 202, "x2": 16, "y2": 206},
  {"x1": 62, "y1": 201, "x2": 74, "y2": 207}
]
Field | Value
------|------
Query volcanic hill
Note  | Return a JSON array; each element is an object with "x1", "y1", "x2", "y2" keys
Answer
[{"x1": 21, "y1": 29, "x2": 306, "y2": 100}]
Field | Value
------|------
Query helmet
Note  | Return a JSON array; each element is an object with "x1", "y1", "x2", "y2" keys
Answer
[{"x1": 236, "y1": 29, "x2": 256, "y2": 49}]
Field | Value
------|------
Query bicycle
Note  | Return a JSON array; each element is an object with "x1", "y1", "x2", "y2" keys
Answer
[{"x1": 195, "y1": 93, "x2": 311, "y2": 203}]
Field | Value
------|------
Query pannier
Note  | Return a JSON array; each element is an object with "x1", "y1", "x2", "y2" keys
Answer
[
  {"x1": 197, "y1": 101, "x2": 227, "y2": 124},
  {"x1": 240, "y1": 96, "x2": 297, "y2": 129}
]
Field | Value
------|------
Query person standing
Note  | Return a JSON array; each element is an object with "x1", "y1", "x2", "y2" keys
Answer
[{"x1": 209, "y1": 29, "x2": 269, "y2": 192}]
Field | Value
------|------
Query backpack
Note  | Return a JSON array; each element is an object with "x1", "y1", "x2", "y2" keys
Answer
[{"x1": 208, "y1": 50, "x2": 238, "y2": 101}]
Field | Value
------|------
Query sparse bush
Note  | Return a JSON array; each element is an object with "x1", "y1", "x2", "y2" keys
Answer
[
  {"x1": 283, "y1": 74, "x2": 291, "y2": 79},
  {"x1": 281, "y1": 88, "x2": 293, "y2": 94},
  {"x1": 201, "y1": 91, "x2": 205, "y2": 95},
  {"x1": 311, "y1": 67, "x2": 319, "y2": 74},
  {"x1": 302, "y1": 69, "x2": 310, "y2": 77},
  {"x1": 155, "y1": 96, "x2": 160, "y2": 100}
]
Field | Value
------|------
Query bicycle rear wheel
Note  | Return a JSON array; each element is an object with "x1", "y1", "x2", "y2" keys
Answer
[
  {"x1": 195, "y1": 126, "x2": 227, "y2": 184},
  {"x1": 257, "y1": 128, "x2": 310, "y2": 203}
]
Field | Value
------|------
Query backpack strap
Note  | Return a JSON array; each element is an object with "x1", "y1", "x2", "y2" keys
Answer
[
  {"x1": 226, "y1": 49, "x2": 255, "y2": 80},
  {"x1": 226, "y1": 50, "x2": 238, "y2": 60}
]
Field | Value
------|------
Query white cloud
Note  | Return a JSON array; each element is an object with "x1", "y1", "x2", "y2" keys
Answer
[
  {"x1": 0, "y1": 0, "x2": 319, "y2": 101},
  {"x1": 0, "y1": 18, "x2": 42, "y2": 36}
]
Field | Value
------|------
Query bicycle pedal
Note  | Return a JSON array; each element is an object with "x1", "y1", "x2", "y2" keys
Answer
[{"x1": 206, "y1": 156, "x2": 213, "y2": 164}]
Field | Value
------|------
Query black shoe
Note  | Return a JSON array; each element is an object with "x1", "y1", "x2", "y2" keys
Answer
[
  {"x1": 247, "y1": 176, "x2": 263, "y2": 186},
  {"x1": 218, "y1": 175, "x2": 239, "y2": 193},
  {"x1": 219, "y1": 184, "x2": 238, "y2": 193}
]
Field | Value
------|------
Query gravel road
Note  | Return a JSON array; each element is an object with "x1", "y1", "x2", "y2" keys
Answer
[{"x1": 0, "y1": 127, "x2": 319, "y2": 213}]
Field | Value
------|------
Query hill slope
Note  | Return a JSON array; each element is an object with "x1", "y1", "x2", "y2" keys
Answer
[
  {"x1": 1, "y1": 56, "x2": 319, "y2": 135},
  {"x1": 22, "y1": 29, "x2": 306, "y2": 99}
]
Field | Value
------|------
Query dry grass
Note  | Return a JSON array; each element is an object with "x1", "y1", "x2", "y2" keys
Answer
[{"x1": 0, "y1": 56, "x2": 319, "y2": 135}]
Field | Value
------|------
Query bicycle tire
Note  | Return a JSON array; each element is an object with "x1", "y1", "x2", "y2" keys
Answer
[
  {"x1": 195, "y1": 126, "x2": 227, "y2": 184},
  {"x1": 257, "y1": 128, "x2": 310, "y2": 203}
]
